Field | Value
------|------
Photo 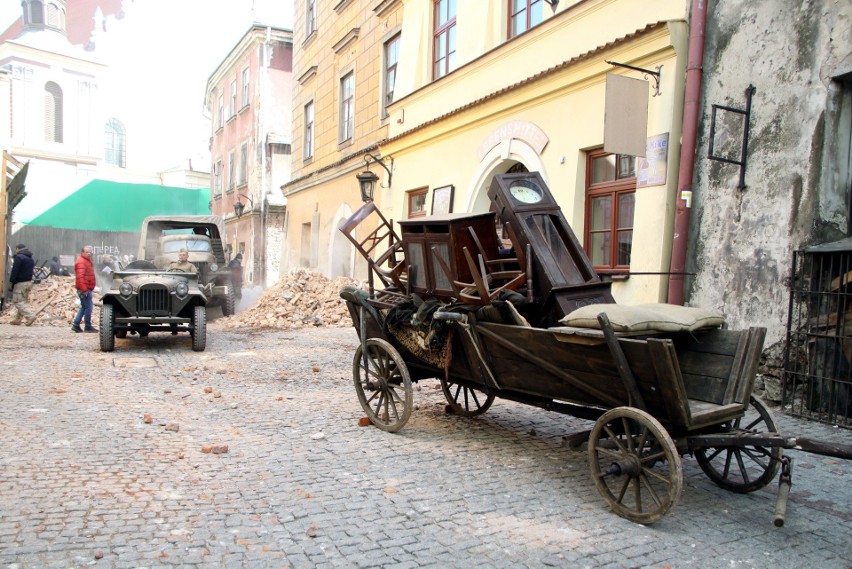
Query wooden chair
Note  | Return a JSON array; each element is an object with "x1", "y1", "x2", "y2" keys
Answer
[
  {"x1": 432, "y1": 225, "x2": 530, "y2": 305},
  {"x1": 339, "y1": 202, "x2": 408, "y2": 303}
]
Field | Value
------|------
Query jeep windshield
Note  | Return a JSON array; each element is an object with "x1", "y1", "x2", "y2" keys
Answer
[{"x1": 162, "y1": 239, "x2": 211, "y2": 253}]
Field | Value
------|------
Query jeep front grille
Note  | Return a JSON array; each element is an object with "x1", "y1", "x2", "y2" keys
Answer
[{"x1": 138, "y1": 284, "x2": 170, "y2": 315}]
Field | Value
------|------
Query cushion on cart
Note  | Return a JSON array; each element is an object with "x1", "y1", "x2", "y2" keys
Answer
[{"x1": 558, "y1": 303, "x2": 724, "y2": 333}]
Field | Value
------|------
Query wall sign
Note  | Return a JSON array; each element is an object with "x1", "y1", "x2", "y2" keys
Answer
[{"x1": 637, "y1": 132, "x2": 669, "y2": 188}]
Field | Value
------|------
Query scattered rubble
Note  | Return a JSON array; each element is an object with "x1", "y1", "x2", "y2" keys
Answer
[
  {"x1": 223, "y1": 268, "x2": 362, "y2": 330},
  {"x1": 0, "y1": 276, "x2": 100, "y2": 327}
]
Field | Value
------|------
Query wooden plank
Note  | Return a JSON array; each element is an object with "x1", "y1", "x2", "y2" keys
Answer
[
  {"x1": 598, "y1": 313, "x2": 646, "y2": 410},
  {"x1": 678, "y1": 351, "x2": 734, "y2": 380},
  {"x1": 647, "y1": 338, "x2": 692, "y2": 428},
  {"x1": 681, "y1": 373, "x2": 729, "y2": 404},
  {"x1": 476, "y1": 324, "x2": 624, "y2": 408},
  {"x1": 733, "y1": 327, "x2": 766, "y2": 404},
  {"x1": 673, "y1": 329, "x2": 743, "y2": 356},
  {"x1": 687, "y1": 400, "x2": 745, "y2": 429},
  {"x1": 723, "y1": 330, "x2": 750, "y2": 404}
]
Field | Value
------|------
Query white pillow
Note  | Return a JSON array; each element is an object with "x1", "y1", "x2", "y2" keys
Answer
[{"x1": 558, "y1": 303, "x2": 724, "y2": 333}]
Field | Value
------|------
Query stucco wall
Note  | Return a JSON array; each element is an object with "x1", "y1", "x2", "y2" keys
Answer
[{"x1": 688, "y1": 0, "x2": 852, "y2": 345}]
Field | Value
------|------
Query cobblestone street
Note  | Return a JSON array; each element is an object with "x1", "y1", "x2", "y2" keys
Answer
[{"x1": 0, "y1": 321, "x2": 849, "y2": 568}]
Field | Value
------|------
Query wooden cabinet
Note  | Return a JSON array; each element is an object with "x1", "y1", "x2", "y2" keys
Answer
[{"x1": 399, "y1": 212, "x2": 501, "y2": 301}]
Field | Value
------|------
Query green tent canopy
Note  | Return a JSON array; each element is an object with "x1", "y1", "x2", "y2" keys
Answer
[{"x1": 26, "y1": 180, "x2": 210, "y2": 232}]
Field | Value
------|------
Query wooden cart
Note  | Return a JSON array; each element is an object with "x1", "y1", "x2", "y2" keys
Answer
[{"x1": 339, "y1": 172, "x2": 852, "y2": 524}]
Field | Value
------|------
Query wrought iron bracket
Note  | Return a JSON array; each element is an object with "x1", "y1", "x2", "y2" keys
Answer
[
  {"x1": 708, "y1": 84, "x2": 755, "y2": 190},
  {"x1": 605, "y1": 60, "x2": 662, "y2": 96}
]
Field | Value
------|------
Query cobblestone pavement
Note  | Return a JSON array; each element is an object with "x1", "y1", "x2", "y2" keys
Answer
[{"x1": 0, "y1": 321, "x2": 850, "y2": 569}]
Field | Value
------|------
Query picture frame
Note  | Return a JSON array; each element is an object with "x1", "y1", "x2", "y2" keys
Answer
[{"x1": 431, "y1": 185, "x2": 454, "y2": 215}]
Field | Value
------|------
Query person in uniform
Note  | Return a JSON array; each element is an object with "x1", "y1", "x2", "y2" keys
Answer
[{"x1": 167, "y1": 249, "x2": 197, "y2": 273}]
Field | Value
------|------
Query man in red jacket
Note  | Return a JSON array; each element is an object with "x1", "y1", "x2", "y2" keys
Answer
[{"x1": 72, "y1": 245, "x2": 98, "y2": 333}]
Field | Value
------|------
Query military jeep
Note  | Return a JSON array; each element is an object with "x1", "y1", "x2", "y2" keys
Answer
[
  {"x1": 99, "y1": 265, "x2": 208, "y2": 352},
  {"x1": 137, "y1": 215, "x2": 237, "y2": 316}
]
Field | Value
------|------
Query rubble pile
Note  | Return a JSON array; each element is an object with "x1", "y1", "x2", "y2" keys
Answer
[
  {"x1": 0, "y1": 276, "x2": 100, "y2": 327},
  {"x1": 223, "y1": 268, "x2": 362, "y2": 330}
]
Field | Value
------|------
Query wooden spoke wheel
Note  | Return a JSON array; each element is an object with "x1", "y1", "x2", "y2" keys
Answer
[
  {"x1": 353, "y1": 338, "x2": 413, "y2": 433},
  {"x1": 694, "y1": 396, "x2": 782, "y2": 493},
  {"x1": 589, "y1": 407, "x2": 683, "y2": 524},
  {"x1": 440, "y1": 378, "x2": 495, "y2": 417}
]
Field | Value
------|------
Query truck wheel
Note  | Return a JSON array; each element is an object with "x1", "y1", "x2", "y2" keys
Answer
[
  {"x1": 221, "y1": 289, "x2": 236, "y2": 316},
  {"x1": 192, "y1": 305, "x2": 206, "y2": 352},
  {"x1": 99, "y1": 304, "x2": 115, "y2": 352}
]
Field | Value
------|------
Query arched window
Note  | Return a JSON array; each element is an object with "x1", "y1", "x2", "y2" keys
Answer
[
  {"x1": 46, "y1": 2, "x2": 65, "y2": 30},
  {"x1": 27, "y1": 1, "x2": 45, "y2": 25},
  {"x1": 44, "y1": 81, "x2": 63, "y2": 143},
  {"x1": 105, "y1": 118, "x2": 126, "y2": 167}
]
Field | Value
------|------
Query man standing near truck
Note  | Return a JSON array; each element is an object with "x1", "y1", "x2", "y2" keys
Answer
[
  {"x1": 9, "y1": 244, "x2": 36, "y2": 326},
  {"x1": 71, "y1": 245, "x2": 97, "y2": 333}
]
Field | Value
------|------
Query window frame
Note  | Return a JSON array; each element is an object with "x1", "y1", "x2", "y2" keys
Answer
[
  {"x1": 407, "y1": 187, "x2": 428, "y2": 219},
  {"x1": 382, "y1": 33, "x2": 401, "y2": 119},
  {"x1": 584, "y1": 149, "x2": 637, "y2": 274},
  {"x1": 508, "y1": 0, "x2": 543, "y2": 39},
  {"x1": 306, "y1": 0, "x2": 317, "y2": 38},
  {"x1": 104, "y1": 118, "x2": 126, "y2": 168},
  {"x1": 241, "y1": 67, "x2": 250, "y2": 109},
  {"x1": 339, "y1": 71, "x2": 354, "y2": 144},
  {"x1": 217, "y1": 93, "x2": 224, "y2": 130},
  {"x1": 213, "y1": 160, "x2": 223, "y2": 196},
  {"x1": 432, "y1": 0, "x2": 457, "y2": 81},
  {"x1": 227, "y1": 151, "x2": 235, "y2": 192},
  {"x1": 238, "y1": 142, "x2": 248, "y2": 187},
  {"x1": 303, "y1": 100, "x2": 315, "y2": 160},
  {"x1": 229, "y1": 78, "x2": 237, "y2": 119}
]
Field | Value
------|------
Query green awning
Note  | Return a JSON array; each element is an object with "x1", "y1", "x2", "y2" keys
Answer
[{"x1": 26, "y1": 180, "x2": 210, "y2": 232}]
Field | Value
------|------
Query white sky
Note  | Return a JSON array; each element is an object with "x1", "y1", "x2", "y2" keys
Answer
[{"x1": 0, "y1": 0, "x2": 293, "y2": 171}]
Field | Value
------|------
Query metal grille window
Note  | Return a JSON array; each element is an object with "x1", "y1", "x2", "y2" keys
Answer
[{"x1": 784, "y1": 245, "x2": 852, "y2": 427}]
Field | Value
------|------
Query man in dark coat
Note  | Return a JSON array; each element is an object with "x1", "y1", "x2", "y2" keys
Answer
[
  {"x1": 229, "y1": 253, "x2": 243, "y2": 300},
  {"x1": 9, "y1": 244, "x2": 36, "y2": 325}
]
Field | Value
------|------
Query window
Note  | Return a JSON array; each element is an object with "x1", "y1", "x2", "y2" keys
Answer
[
  {"x1": 217, "y1": 94, "x2": 224, "y2": 129},
  {"x1": 228, "y1": 151, "x2": 235, "y2": 191},
  {"x1": 339, "y1": 72, "x2": 354, "y2": 143},
  {"x1": 509, "y1": 0, "x2": 543, "y2": 38},
  {"x1": 408, "y1": 188, "x2": 428, "y2": 218},
  {"x1": 229, "y1": 78, "x2": 237, "y2": 118},
  {"x1": 44, "y1": 81, "x2": 63, "y2": 142},
  {"x1": 239, "y1": 142, "x2": 248, "y2": 186},
  {"x1": 303, "y1": 101, "x2": 315, "y2": 160},
  {"x1": 26, "y1": 1, "x2": 44, "y2": 25},
  {"x1": 306, "y1": 0, "x2": 317, "y2": 37},
  {"x1": 433, "y1": 0, "x2": 457, "y2": 80},
  {"x1": 46, "y1": 2, "x2": 64, "y2": 29},
  {"x1": 585, "y1": 150, "x2": 636, "y2": 272},
  {"x1": 104, "y1": 118, "x2": 126, "y2": 167},
  {"x1": 383, "y1": 34, "x2": 400, "y2": 118},
  {"x1": 241, "y1": 67, "x2": 250, "y2": 108},
  {"x1": 213, "y1": 160, "x2": 223, "y2": 196}
]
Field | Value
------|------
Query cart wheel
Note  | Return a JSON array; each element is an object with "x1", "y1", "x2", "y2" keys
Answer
[
  {"x1": 353, "y1": 338, "x2": 413, "y2": 433},
  {"x1": 441, "y1": 378, "x2": 495, "y2": 417},
  {"x1": 694, "y1": 395, "x2": 782, "y2": 493},
  {"x1": 589, "y1": 406, "x2": 682, "y2": 524}
]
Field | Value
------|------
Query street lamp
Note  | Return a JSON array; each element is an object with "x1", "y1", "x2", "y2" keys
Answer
[
  {"x1": 234, "y1": 193, "x2": 254, "y2": 218},
  {"x1": 355, "y1": 153, "x2": 393, "y2": 203}
]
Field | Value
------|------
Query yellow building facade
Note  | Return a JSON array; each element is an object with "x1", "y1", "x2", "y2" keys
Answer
[
  {"x1": 285, "y1": 0, "x2": 402, "y2": 279},
  {"x1": 288, "y1": 0, "x2": 693, "y2": 304}
]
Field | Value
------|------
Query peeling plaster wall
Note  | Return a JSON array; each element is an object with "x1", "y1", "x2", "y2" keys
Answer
[{"x1": 688, "y1": 0, "x2": 852, "y2": 345}]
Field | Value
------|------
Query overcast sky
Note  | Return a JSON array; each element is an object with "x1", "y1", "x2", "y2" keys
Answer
[{"x1": 0, "y1": 0, "x2": 293, "y2": 171}]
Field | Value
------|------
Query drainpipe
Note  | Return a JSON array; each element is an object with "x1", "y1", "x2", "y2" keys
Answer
[{"x1": 667, "y1": 0, "x2": 708, "y2": 305}]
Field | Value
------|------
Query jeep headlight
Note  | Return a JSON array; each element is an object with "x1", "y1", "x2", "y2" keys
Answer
[
  {"x1": 210, "y1": 263, "x2": 219, "y2": 272},
  {"x1": 119, "y1": 282, "x2": 133, "y2": 297},
  {"x1": 175, "y1": 281, "x2": 189, "y2": 298}
]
